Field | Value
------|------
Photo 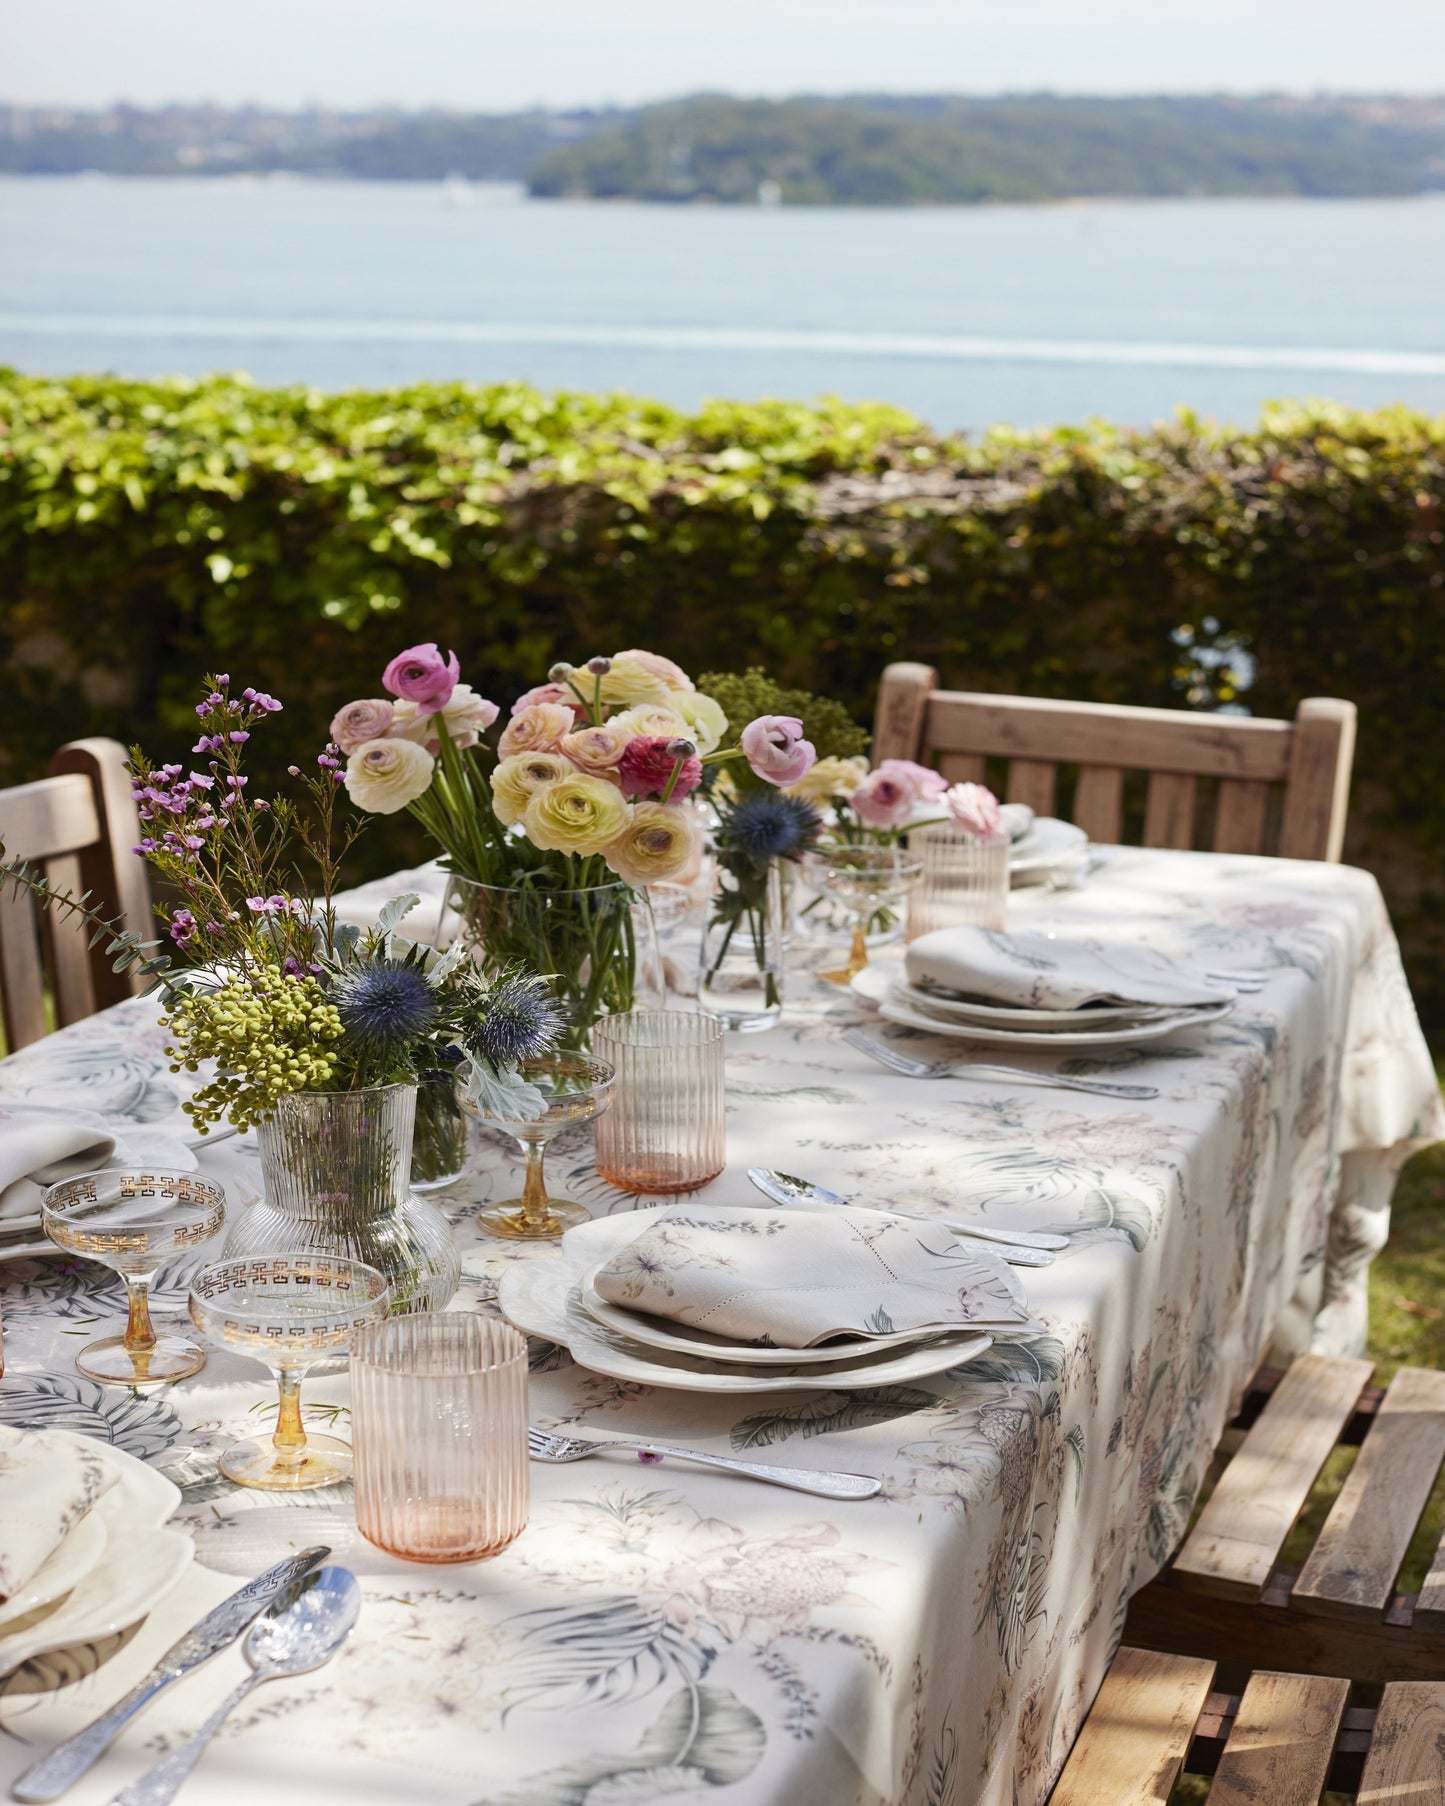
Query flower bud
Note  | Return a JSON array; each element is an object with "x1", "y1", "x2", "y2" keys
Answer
[
  {"x1": 548, "y1": 662, "x2": 575, "y2": 682},
  {"x1": 585, "y1": 655, "x2": 612, "y2": 676},
  {"x1": 666, "y1": 738, "x2": 697, "y2": 760}
]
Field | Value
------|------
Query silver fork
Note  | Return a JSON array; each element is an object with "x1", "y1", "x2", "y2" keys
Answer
[
  {"x1": 842, "y1": 1027, "x2": 1159, "y2": 1099},
  {"x1": 528, "y1": 1427, "x2": 882, "y2": 1499}
]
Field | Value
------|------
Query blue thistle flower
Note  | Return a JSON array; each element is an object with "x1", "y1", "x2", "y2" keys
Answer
[
  {"x1": 720, "y1": 791, "x2": 823, "y2": 862},
  {"x1": 332, "y1": 959, "x2": 438, "y2": 1057},
  {"x1": 465, "y1": 971, "x2": 566, "y2": 1068}
]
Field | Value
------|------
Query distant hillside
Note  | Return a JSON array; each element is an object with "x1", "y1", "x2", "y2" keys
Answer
[{"x1": 3, "y1": 94, "x2": 1443, "y2": 202}]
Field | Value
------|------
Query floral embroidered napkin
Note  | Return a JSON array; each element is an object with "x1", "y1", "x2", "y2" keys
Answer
[
  {"x1": 592, "y1": 1205, "x2": 1044, "y2": 1349},
  {"x1": 0, "y1": 1425, "x2": 116, "y2": 1604},
  {"x1": 905, "y1": 926, "x2": 1230, "y2": 1011},
  {"x1": 0, "y1": 1105, "x2": 120, "y2": 1223}
]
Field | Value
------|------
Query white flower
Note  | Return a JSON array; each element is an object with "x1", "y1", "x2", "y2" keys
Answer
[
  {"x1": 390, "y1": 682, "x2": 499, "y2": 752},
  {"x1": 673, "y1": 690, "x2": 728, "y2": 756},
  {"x1": 343, "y1": 737, "x2": 435, "y2": 814}
]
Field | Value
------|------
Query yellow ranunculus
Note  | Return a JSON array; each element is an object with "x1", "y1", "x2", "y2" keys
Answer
[
  {"x1": 490, "y1": 752, "x2": 573, "y2": 826},
  {"x1": 673, "y1": 690, "x2": 728, "y2": 756},
  {"x1": 609, "y1": 704, "x2": 691, "y2": 742},
  {"x1": 343, "y1": 737, "x2": 435, "y2": 814},
  {"x1": 786, "y1": 754, "x2": 870, "y2": 803},
  {"x1": 596, "y1": 657, "x2": 675, "y2": 710},
  {"x1": 602, "y1": 801, "x2": 704, "y2": 885},
  {"x1": 523, "y1": 772, "x2": 631, "y2": 854}
]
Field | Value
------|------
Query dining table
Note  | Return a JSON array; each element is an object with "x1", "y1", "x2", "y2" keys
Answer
[{"x1": 0, "y1": 843, "x2": 1440, "y2": 1806}]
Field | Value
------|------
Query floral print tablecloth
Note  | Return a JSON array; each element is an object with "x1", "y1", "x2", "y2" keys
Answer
[{"x1": 1, "y1": 847, "x2": 1440, "y2": 1806}]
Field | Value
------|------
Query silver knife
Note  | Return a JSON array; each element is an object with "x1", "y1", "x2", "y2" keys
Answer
[{"x1": 10, "y1": 1547, "x2": 330, "y2": 1803}]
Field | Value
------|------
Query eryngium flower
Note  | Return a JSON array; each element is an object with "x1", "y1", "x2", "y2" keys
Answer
[
  {"x1": 332, "y1": 958, "x2": 438, "y2": 1056},
  {"x1": 720, "y1": 791, "x2": 824, "y2": 862},
  {"x1": 464, "y1": 972, "x2": 566, "y2": 1068}
]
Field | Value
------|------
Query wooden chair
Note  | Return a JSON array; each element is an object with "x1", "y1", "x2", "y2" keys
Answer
[
  {"x1": 0, "y1": 738, "x2": 152, "y2": 1051},
  {"x1": 872, "y1": 662, "x2": 1356, "y2": 862},
  {"x1": 1124, "y1": 1355, "x2": 1445, "y2": 1684},
  {"x1": 1049, "y1": 1644, "x2": 1445, "y2": 1804}
]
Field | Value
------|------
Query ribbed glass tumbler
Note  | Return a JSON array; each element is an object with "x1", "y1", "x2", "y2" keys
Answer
[
  {"x1": 351, "y1": 1315, "x2": 529, "y2": 1564},
  {"x1": 593, "y1": 1009, "x2": 726, "y2": 1194},
  {"x1": 907, "y1": 825, "x2": 1010, "y2": 939}
]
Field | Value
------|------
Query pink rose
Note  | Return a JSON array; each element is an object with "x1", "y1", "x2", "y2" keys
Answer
[
  {"x1": 382, "y1": 643, "x2": 461, "y2": 710},
  {"x1": 849, "y1": 768, "x2": 916, "y2": 829},
  {"x1": 740, "y1": 715, "x2": 816, "y2": 788},
  {"x1": 511, "y1": 681, "x2": 584, "y2": 719},
  {"x1": 945, "y1": 781, "x2": 1005, "y2": 840},
  {"x1": 330, "y1": 698, "x2": 396, "y2": 755},
  {"x1": 875, "y1": 758, "x2": 948, "y2": 801},
  {"x1": 498, "y1": 702, "x2": 575, "y2": 758},
  {"x1": 612, "y1": 649, "x2": 695, "y2": 692},
  {"x1": 618, "y1": 735, "x2": 703, "y2": 800}
]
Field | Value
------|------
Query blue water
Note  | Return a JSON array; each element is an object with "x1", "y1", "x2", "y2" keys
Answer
[{"x1": 2, "y1": 175, "x2": 1444, "y2": 429}]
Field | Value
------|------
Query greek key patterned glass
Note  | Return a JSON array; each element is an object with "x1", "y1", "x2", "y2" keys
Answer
[
  {"x1": 907, "y1": 824, "x2": 1010, "y2": 940},
  {"x1": 352, "y1": 1314, "x2": 529, "y2": 1564},
  {"x1": 593, "y1": 1010, "x2": 726, "y2": 1195}
]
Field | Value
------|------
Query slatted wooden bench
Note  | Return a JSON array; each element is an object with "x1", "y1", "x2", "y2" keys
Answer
[
  {"x1": 1124, "y1": 1354, "x2": 1445, "y2": 1682},
  {"x1": 1050, "y1": 1646, "x2": 1445, "y2": 1804}
]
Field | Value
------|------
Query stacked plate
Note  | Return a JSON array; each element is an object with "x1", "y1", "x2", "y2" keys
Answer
[
  {"x1": 499, "y1": 1205, "x2": 1040, "y2": 1393},
  {"x1": 1004, "y1": 812, "x2": 1090, "y2": 887},
  {"x1": 0, "y1": 1431, "x2": 192, "y2": 1678}
]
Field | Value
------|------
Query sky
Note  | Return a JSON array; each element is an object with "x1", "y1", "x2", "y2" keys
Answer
[{"x1": 4, "y1": 0, "x2": 1445, "y2": 111}]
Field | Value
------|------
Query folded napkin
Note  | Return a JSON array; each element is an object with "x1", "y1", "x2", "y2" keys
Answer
[
  {"x1": 593, "y1": 1205, "x2": 1041, "y2": 1349},
  {"x1": 905, "y1": 926, "x2": 1229, "y2": 1012},
  {"x1": 0, "y1": 1105, "x2": 119, "y2": 1222},
  {"x1": 0, "y1": 1425, "x2": 116, "y2": 1604}
]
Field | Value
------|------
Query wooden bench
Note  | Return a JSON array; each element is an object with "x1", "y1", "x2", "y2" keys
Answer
[
  {"x1": 1124, "y1": 1355, "x2": 1445, "y2": 1683},
  {"x1": 1050, "y1": 1645, "x2": 1445, "y2": 1803},
  {"x1": 871, "y1": 662, "x2": 1356, "y2": 862}
]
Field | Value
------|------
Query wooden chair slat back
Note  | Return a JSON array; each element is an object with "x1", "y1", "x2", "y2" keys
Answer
[{"x1": 871, "y1": 664, "x2": 1355, "y2": 862}]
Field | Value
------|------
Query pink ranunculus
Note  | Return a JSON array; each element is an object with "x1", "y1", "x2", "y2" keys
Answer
[
  {"x1": 511, "y1": 681, "x2": 584, "y2": 719},
  {"x1": 498, "y1": 702, "x2": 575, "y2": 758},
  {"x1": 740, "y1": 715, "x2": 816, "y2": 788},
  {"x1": 330, "y1": 698, "x2": 396, "y2": 755},
  {"x1": 875, "y1": 758, "x2": 948, "y2": 801},
  {"x1": 848, "y1": 768, "x2": 916, "y2": 829},
  {"x1": 612, "y1": 649, "x2": 695, "y2": 693},
  {"x1": 945, "y1": 781, "x2": 1005, "y2": 840},
  {"x1": 618, "y1": 735, "x2": 703, "y2": 800},
  {"x1": 382, "y1": 643, "x2": 461, "y2": 710}
]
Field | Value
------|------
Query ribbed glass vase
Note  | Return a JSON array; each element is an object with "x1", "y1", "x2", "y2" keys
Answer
[{"x1": 223, "y1": 1083, "x2": 460, "y2": 1314}]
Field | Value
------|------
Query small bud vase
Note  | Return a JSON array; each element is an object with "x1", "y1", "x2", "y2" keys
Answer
[{"x1": 223, "y1": 1082, "x2": 460, "y2": 1314}]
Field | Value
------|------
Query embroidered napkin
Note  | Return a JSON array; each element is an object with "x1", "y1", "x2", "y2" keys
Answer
[
  {"x1": 592, "y1": 1205, "x2": 1043, "y2": 1349},
  {"x1": 0, "y1": 1106, "x2": 120, "y2": 1223},
  {"x1": 905, "y1": 926, "x2": 1230, "y2": 1012},
  {"x1": 0, "y1": 1425, "x2": 116, "y2": 1604}
]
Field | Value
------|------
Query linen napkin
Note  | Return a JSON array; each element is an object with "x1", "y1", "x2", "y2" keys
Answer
[
  {"x1": 592, "y1": 1205, "x2": 1043, "y2": 1349},
  {"x1": 0, "y1": 1425, "x2": 116, "y2": 1605},
  {"x1": 0, "y1": 1105, "x2": 119, "y2": 1223},
  {"x1": 905, "y1": 926, "x2": 1230, "y2": 1012}
]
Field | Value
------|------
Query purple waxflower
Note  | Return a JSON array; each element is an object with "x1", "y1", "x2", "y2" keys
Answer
[
  {"x1": 228, "y1": 731, "x2": 249, "y2": 745},
  {"x1": 169, "y1": 910, "x2": 197, "y2": 948}
]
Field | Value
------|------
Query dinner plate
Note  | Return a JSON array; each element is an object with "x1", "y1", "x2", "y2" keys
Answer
[
  {"x1": 851, "y1": 965, "x2": 1200, "y2": 1030},
  {"x1": 1009, "y1": 817, "x2": 1089, "y2": 883},
  {"x1": 875, "y1": 984, "x2": 1232, "y2": 1048}
]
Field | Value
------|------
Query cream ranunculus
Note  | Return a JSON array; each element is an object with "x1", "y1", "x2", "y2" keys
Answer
[
  {"x1": 560, "y1": 721, "x2": 637, "y2": 776},
  {"x1": 609, "y1": 703, "x2": 691, "y2": 742},
  {"x1": 390, "y1": 682, "x2": 500, "y2": 752},
  {"x1": 786, "y1": 754, "x2": 871, "y2": 803},
  {"x1": 673, "y1": 690, "x2": 728, "y2": 756},
  {"x1": 343, "y1": 737, "x2": 436, "y2": 815},
  {"x1": 523, "y1": 772, "x2": 631, "y2": 854},
  {"x1": 490, "y1": 751, "x2": 574, "y2": 826},
  {"x1": 602, "y1": 800, "x2": 704, "y2": 885},
  {"x1": 498, "y1": 701, "x2": 575, "y2": 758},
  {"x1": 596, "y1": 657, "x2": 676, "y2": 710},
  {"x1": 612, "y1": 649, "x2": 695, "y2": 693}
]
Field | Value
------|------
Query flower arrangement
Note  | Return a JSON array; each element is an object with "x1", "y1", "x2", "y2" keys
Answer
[{"x1": 799, "y1": 759, "x2": 1006, "y2": 847}]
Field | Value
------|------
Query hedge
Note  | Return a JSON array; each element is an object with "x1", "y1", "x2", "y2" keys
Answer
[{"x1": 1, "y1": 371, "x2": 1442, "y2": 1027}]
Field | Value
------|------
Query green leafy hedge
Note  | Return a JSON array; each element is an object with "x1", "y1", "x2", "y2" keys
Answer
[{"x1": 2, "y1": 371, "x2": 1442, "y2": 1025}]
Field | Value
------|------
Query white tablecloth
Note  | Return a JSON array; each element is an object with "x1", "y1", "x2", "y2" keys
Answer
[{"x1": 1, "y1": 847, "x2": 1439, "y2": 1806}]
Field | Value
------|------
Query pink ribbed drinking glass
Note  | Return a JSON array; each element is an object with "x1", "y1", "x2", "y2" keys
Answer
[
  {"x1": 352, "y1": 1314, "x2": 528, "y2": 1563},
  {"x1": 593, "y1": 1009, "x2": 726, "y2": 1194},
  {"x1": 907, "y1": 824, "x2": 1010, "y2": 939}
]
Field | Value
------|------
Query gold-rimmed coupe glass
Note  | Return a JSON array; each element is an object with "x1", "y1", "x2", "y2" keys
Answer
[
  {"x1": 189, "y1": 1255, "x2": 389, "y2": 1491},
  {"x1": 42, "y1": 1170, "x2": 226, "y2": 1385},
  {"x1": 803, "y1": 847, "x2": 924, "y2": 985},
  {"x1": 462, "y1": 1053, "x2": 615, "y2": 1241}
]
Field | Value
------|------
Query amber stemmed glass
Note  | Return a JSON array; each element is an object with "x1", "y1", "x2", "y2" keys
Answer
[
  {"x1": 42, "y1": 1170, "x2": 226, "y2": 1385},
  {"x1": 189, "y1": 1255, "x2": 389, "y2": 1490},
  {"x1": 804, "y1": 847, "x2": 924, "y2": 985},
  {"x1": 462, "y1": 1053, "x2": 615, "y2": 1240}
]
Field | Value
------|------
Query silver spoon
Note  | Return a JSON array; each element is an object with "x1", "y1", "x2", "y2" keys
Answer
[
  {"x1": 747, "y1": 1167, "x2": 1069, "y2": 1256},
  {"x1": 111, "y1": 1566, "x2": 361, "y2": 1806}
]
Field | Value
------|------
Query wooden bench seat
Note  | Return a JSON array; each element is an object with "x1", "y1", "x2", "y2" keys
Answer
[
  {"x1": 1050, "y1": 1646, "x2": 1445, "y2": 1803},
  {"x1": 1125, "y1": 1355, "x2": 1445, "y2": 1682}
]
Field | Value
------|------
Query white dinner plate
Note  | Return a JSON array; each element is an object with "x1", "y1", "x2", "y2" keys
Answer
[
  {"x1": 875, "y1": 983, "x2": 1232, "y2": 1049},
  {"x1": 851, "y1": 965, "x2": 1204, "y2": 1030},
  {"x1": 1009, "y1": 817, "x2": 1089, "y2": 883}
]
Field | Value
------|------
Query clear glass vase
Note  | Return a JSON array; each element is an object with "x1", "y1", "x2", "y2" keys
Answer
[
  {"x1": 698, "y1": 858, "x2": 784, "y2": 1032},
  {"x1": 409, "y1": 1067, "x2": 471, "y2": 1192},
  {"x1": 223, "y1": 1083, "x2": 460, "y2": 1315},
  {"x1": 446, "y1": 875, "x2": 659, "y2": 1051}
]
